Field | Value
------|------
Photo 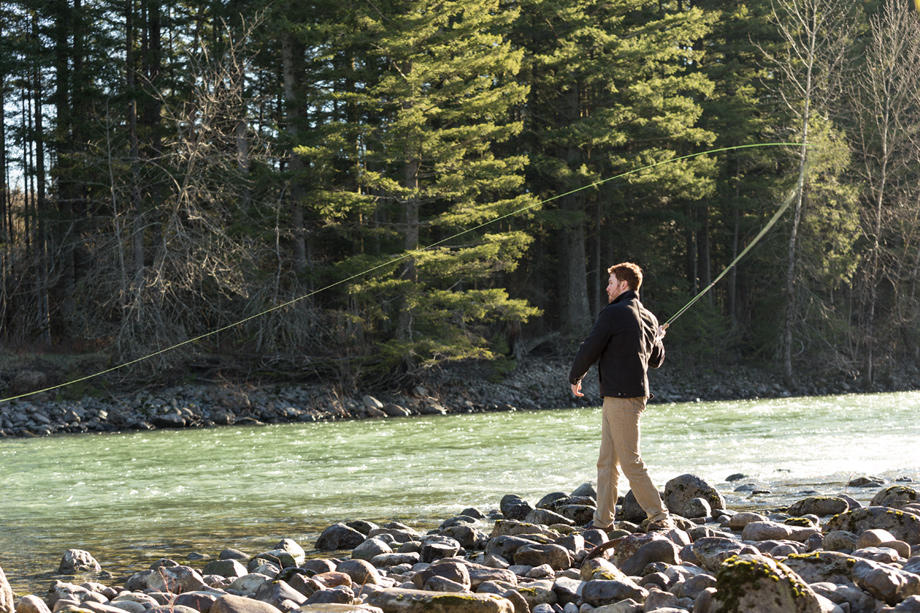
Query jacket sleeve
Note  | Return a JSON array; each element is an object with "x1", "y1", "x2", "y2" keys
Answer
[
  {"x1": 568, "y1": 310, "x2": 613, "y2": 385},
  {"x1": 646, "y1": 310, "x2": 665, "y2": 369}
]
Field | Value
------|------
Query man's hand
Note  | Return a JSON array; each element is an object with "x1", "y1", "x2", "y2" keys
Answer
[
  {"x1": 657, "y1": 323, "x2": 668, "y2": 340},
  {"x1": 571, "y1": 381, "x2": 584, "y2": 397}
]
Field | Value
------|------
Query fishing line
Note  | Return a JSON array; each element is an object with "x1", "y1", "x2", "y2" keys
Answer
[
  {"x1": 662, "y1": 186, "x2": 799, "y2": 330},
  {"x1": 0, "y1": 141, "x2": 803, "y2": 404}
]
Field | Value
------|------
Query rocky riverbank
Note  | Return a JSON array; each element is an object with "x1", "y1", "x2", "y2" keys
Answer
[
  {"x1": 4, "y1": 476, "x2": 920, "y2": 613},
  {"x1": 2, "y1": 356, "x2": 918, "y2": 438}
]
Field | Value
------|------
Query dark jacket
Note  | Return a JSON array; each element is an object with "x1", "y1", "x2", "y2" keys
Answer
[{"x1": 568, "y1": 290, "x2": 665, "y2": 398}]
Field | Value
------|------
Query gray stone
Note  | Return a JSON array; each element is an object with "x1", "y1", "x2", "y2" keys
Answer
[
  {"x1": 202, "y1": 559, "x2": 248, "y2": 578},
  {"x1": 336, "y1": 560, "x2": 380, "y2": 586},
  {"x1": 690, "y1": 537, "x2": 759, "y2": 573},
  {"x1": 175, "y1": 591, "x2": 222, "y2": 613},
  {"x1": 551, "y1": 576, "x2": 582, "y2": 605},
  {"x1": 742, "y1": 520, "x2": 819, "y2": 543},
  {"x1": 147, "y1": 565, "x2": 207, "y2": 593},
  {"x1": 275, "y1": 538, "x2": 306, "y2": 565},
  {"x1": 370, "y1": 552, "x2": 420, "y2": 567},
  {"x1": 513, "y1": 544, "x2": 572, "y2": 570},
  {"x1": 58, "y1": 550, "x2": 102, "y2": 574},
  {"x1": 848, "y1": 476, "x2": 885, "y2": 488},
  {"x1": 500, "y1": 495, "x2": 534, "y2": 521},
  {"x1": 664, "y1": 474, "x2": 724, "y2": 517},
  {"x1": 441, "y1": 525, "x2": 487, "y2": 550},
  {"x1": 148, "y1": 606, "x2": 198, "y2": 613},
  {"x1": 619, "y1": 490, "x2": 646, "y2": 523},
  {"x1": 358, "y1": 586, "x2": 515, "y2": 612},
  {"x1": 682, "y1": 497, "x2": 712, "y2": 519},
  {"x1": 305, "y1": 587, "x2": 355, "y2": 606},
  {"x1": 893, "y1": 596, "x2": 920, "y2": 612},
  {"x1": 670, "y1": 573, "x2": 716, "y2": 600},
  {"x1": 852, "y1": 558, "x2": 920, "y2": 605},
  {"x1": 411, "y1": 561, "x2": 471, "y2": 591},
  {"x1": 571, "y1": 483, "x2": 597, "y2": 499},
  {"x1": 220, "y1": 549, "x2": 250, "y2": 561},
  {"x1": 726, "y1": 511, "x2": 767, "y2": 531},
  {"x1": 788, "y1": 496, "x2": 850, "y2": 517},
  {"x1": 229, "y1": 574, "x2": 274, "y2": 596},
  {"x1": 420, "y1": 535, "x2": 461, "y2": 562},
  {"x1": 809, "y1": 581, "x2": 879, "y2": 613},
  {"x1": 301, "y1": 606, "x2": 382, "y2": 613},
  {"x1": 871, "y1": 486, "x2": 920, "y2": 509},
  {"x1": 302, "y1": 560, "x2": 338, "y2": 575},
  {"x1": 16, "y1": 595, "x2": 52, "y2": 613},
  {"x1": 254, "y1": 580, "x2": 309, "y2": 608},
  {"x1": 822, "y1": 530, "x2": 859, "y2": 552},
  {"x1": 580, "y1": 579, "x2": 647, "y2": 606},
  {"x1": 487, "y1": 535, "x2": 542, "y2": 560},
  {"x1": 536, "y1": 492, "x2": 569, "y2": 509},
  {"x1": 559, "y1": 504, "x2": 595, "y2": 525},
  {"x1": 316, "y1": 524, "x2": 366, "y2": 551},
  {"x1": 352, "y1": 538, "x2": 393, "y2": 562},
  {"x1": 525, "y1": 508, "x2": 573, "y2": 527},
  {"x1": 619, "y1": 537, "x2": 679, "y2": 576},
  {"x1": 423, "y1": 576, "x2": 468, "y2": 593},
  {"x1": 824, "y1": 506, "x2": 920, "y2": 544},
  {"x1": 509, "y1": 579, "x2": 556, "y2": 608},
  {"x1": 713, "y1": 553, "x2": 825, "y2": 612},
  {"x1": 467, "y1": 565, "x2": 518, "y2": 590}
]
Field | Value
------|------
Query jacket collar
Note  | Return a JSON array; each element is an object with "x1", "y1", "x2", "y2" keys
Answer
[{"x1": 611, "y1": 289, "x2": 637, "y2": 305}]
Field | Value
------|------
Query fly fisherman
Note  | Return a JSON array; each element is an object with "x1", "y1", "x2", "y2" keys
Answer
[{"x1": 568, "y1": 262, "x2": 673, "y2": 532}]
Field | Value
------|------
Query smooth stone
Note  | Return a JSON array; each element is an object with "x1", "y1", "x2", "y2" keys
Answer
[
  {"x1": 411, "y1": 561, "x2": 470, "y2": 590},
  {"x1": 316, "y1": 524, "x2": 366, "y2": 551},
  {"x1": 466, "y1": 565, "x2": 518, "y2": 589},
  {"x1": 358, "y1": 586, "x2": 514, "y2": 612},
  {"x1": 551, "y1": 576, "x2": 582, "y2": 605},
  {"x1": 287, "y1": 575, "x2": 325, "y2": 599},
  {"x1": 525, "y1": 509, "x2": 573, "y2": 527},
  {"x1": 219, "y1": 550, "x2": 250, "y2": 562},
  {"x1": 304, "y1": 587, "x2": 355, "y2": 606},
  {"x1": 147, "y1": 565, "x2": 207, "y2": 593},
  {"x1": 420, "y1": 535, "x2": 461, "y2": 562},
  {"x1": 788, "y1": 496, "x2": 850, "y2": 517},
  {"x1": 336, "y1": 560, "x2": 380, "y2": 586},
  {"x1": 580, "y1": 579, "x2": 647, "y2": 607},
  {"x1": 809, "y1": 581, "x2": 878, "y2": 613},
  {"x1": 312, "y1": 572, "x2": 353, "y2": 589},
  {"x1": 859, "y1": 528, "x2": 899, "y2": 548},
  {"x1": 254, "y1": 580, "x2": 308, "y2": 608},
  {"x1": 852, "y1": 546, "x2": 901, "y2": 563},
  {"x1": 202, "y1": 559, "x2": 248, "y2": 579},
  {"x1": 369, "y1": 553, "x2": 420, "y2": 568},
  {"x1": 228, "y1": 574, "x2": 274, "y2": 596},
  {"x1": 174, "y1": 592, "x2": 221, "y2": 613},
  {"x1": 301, "y1": 560, "x2": 337, "y2": 575},
  {"x1": 509, "y1": 579, "x2": 556, "y2": 607},
  {"x1": 849, "y1": 476, "x2": 885, "y2": 488},
  {"x1": 571, "y1": 483, "x2": 597, "y2": 499},
  {"x1": 690, "y1": 537, "x2": 760, "y2": 573},
  {"x1": 148, "y1": 606, "x2": 198, "y2": 613},
  {"x1": 486, "y1": 536, "x2": 541, "y2": 560},
  {"x1": 559, "y1": 504, "x2": 595, "y2": 525},
  {"x1": 301, "y1": 605, "x2": 383, "y2": 613},
  {"x1": 422, "y1": 576, "x2": 467, "y2": 593},
  {"x1": 513, "y1": 544, "x2": 572, "y2": 570},
  {"x1": 59, "y1": 550, "x2": 102, "y2": 574},
  {"x1": 852, "y1": 558, "x2": 920, "y2": 605},
  {"x1": 536, "y1": 492, "x2": 568, "y2": 510},
  {"x1": 892, "y1": 596, "x2": 920, "y2": 612},
  {"x1": 822, "y1": 530, "x2": 859, "y2": 552},
  {"x1": 16, "y1": 596, "x2": 52, "y2": 613},
  {"x1": 683, "y1": 497, "x2": 712, "y2": 519},
  {"x1": 713, "y1": 553, "x2": 825, "y2": 612},
  {"x1": 664, "y1": 474, "x2": 725, "y2": 517},
  {"x1": 742, "y1": 520, "x2": 819, "y2": 542},
  {"x1": 440, "y1": 524, "x2": 487, "y2": 550}
]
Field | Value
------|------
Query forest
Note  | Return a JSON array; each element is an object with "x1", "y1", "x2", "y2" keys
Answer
[{"x1": 1, "y1": 0, "x2": 919, "y2": 393}]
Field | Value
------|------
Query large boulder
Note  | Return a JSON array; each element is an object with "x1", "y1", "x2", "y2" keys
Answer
[
  {"x1": 359, "y1": 586, "x2": 514, "y2": 612},
  {"x1": 58, "y1": 550, "x2": 102, "y2": 574},
  {"x1": 824, "y1": 507, "x2": 920, "y2": 544},
  {"x1": 664, "y1": 474, "x2": 724, "y2": 517},
  {"x1": 713, "y1": 553, "x2": 826, "y2": 612},
  {"x1": 871, "y1": 486, "x2": 920, "y2": 510}
]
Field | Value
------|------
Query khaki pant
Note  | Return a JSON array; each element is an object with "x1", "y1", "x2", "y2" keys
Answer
[{"x1": 593, "y1": 396, "x2": 668, "y2": 528}]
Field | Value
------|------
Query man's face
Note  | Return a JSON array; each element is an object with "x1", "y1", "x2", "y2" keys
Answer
[{"x1": 607, "y1": 273, "x2": 628, "y2": 303}]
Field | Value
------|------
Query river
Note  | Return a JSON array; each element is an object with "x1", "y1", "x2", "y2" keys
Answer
[{"x1": 1, "y1": 391, "x2": 919, "y2": 595}]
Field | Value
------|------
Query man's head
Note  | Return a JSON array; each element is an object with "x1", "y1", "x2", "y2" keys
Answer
[{"x1": 606, "y1": 262, "x2": 643, "y2": 302}]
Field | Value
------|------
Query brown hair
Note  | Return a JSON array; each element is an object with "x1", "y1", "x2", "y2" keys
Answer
[{"x1": 608, "y1": 262, "x2": 643, "y2": 291}]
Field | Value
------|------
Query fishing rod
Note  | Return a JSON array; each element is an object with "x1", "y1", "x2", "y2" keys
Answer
[{"x1": 0, "y1": 141, "x2": 805, "y2": 404}]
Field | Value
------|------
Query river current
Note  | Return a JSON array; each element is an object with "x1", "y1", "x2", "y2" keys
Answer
[{"x1": 2, "y1": 391, "x2": 919, "y2": 595}]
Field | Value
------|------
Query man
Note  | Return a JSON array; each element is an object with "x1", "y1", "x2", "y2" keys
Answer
[{"x1": 569, "y1": 262, "x2": 672, "y2": 532}]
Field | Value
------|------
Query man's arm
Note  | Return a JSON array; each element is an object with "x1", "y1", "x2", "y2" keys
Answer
[{"x1": 568, "y1": 309, "x2": 613, "y2": 387}]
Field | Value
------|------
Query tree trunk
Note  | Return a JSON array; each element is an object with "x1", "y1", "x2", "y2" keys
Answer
[
  {"x1": 281, "y1": 33, "x2": 308, "y2": 275},
  {"x1": 397, "y1": 158, "x2": 420, "y2": 341},
  {"x1": 32, "y1": 12, "x2": 52, "y2": 343}
]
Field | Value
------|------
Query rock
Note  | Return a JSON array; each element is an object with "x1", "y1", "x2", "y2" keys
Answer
[
  {"x1": 618, "y1": 490, "x2": 646, "y2": 523},
  {"x1": 381, "y1": 403, "x2": 411, "y2": 417},
  {"x1": 690, "y1": 537, "x2": 759, "y2": 573},
  {"x1": 525, "y1": 508, "x2": 572, "y2": 526},
  {"x1": 558, "y1": 504, "x2": 595, "y2": 525},
  {"x1": 420, "y1": 535, "x2": 461, "y2": 562},
  {"x1": 466, "y1": 564, "x2": 517, "y2": 589},
  {"x1": 872, "y1": 486, "x2": 920, "y2": 510},
  {"x1": 369, "y1": 553, "x2": 420, "y2": 567},
  {"x1": 822, "y1": 530, "x2": 859, "y2": 552},
  {"x1": 618, "y1": 537, "x2": 679, "y2": 576},
  {"x1": 893, "y1": 596, "x2": 920, "y2": 612},
  {"x1": 305, "y1": 586, "x2": 355, "y2": 606},
  {"x1": 858, "y1": 528, "x2": 898, "y2": 548},
  {"x1": 580, "y1": 558, "x2": 630, "y2": 583},
  {"x1": 781, "y1": 551, "x2": 860, "y2": 585},
  {"x1": 500, "y1": 495, "x2": 534, "y2": 521},
  {"x1": 301, "y1": 605, "x2": 383, "y2": 613},
  {"x1": 741, "y1": 520, "x2": 819, "y2": 543},
  {"x1": 273, "y1": 538, "x2": 306, "y2": 566},
  {"x1": 682, "y1": 497, "x2": 712, "y2": 519},
  {"x1": 220, "y1": 548, "x2": 250, "y2": 561},
  {"x1": 0, "y1": 567, "x2": 13, "y2": 613},
  {"x1": 255, "y1": 580, "x2": 309, "y2": 608},
  {"x1": 824, "y1": 506, "x2": 920, "y2": 544},
  {"x1": 580, "y1": 580, "x2": 647, "y2": 606},
  {"x1": 714, "y1": 553, "x2": 825, "y2": 612},
  {"x1": 788, "y1": 497, "x2": 850, "y2": 517},
  {"x1": 849, "y1": 476, "x2": 885, "y2": 488},
  {"x1": 58, "y1": 549, "x2": 102, "y2": 574},
  {"x1": 411, "y1": 561, "x2": 471, "y2": 591},
  {"x1": 316, "y1": 524, "x2": 367, "y2": 551},
  {"x1": 509, "y1": 579, "x2": 555, "y2": 608},
  {"x1": 852, "y1": 557, "x2": 920, "y2": 605},
  {"x1": 491, "y1": 520, "x2": 556, "y2": 539},
  {"x1": 229, "y1": 574, "x2": 274, "y2": 596},
  {"x1": 513, "y1": 544, "x2": 571, "y2": 570},
  {"x1": 352, "y1": 538, "x2": 393, "y2": 561},
  {"x1": 726, "y1": 511, "x2": 767, "y2": 531},
  {"x1": 16, "y1": 595, "x2": 52, "y2": 613},
  {"x1": 146, "y1": 565, "x2": 206, "y2": 592},
  {"x1": 175, "y1": 592, "x2": 222, "y2": 613},
  {"x1": 302, "y1": 560, "x2": 338, "y2": 575},
  {"x1": 312, "y1": 572, "x2": 353, "y2": 589},
  {"x1": 336, "y1": 560, "x2": 380, "y2": 586},
  {"x1": 551, "y1": 576, "x2": 582, "y2": 605},
  {"x1": 202, "y1": 559, "x2": 248, "y2": 578},
  {"x1": 487, "y1": 536, "x2": 542, "y2": 560},
  {"x1": 359, "y1": 586, "x2": 515, "y2": 612},
  {"x1": 571, "y1": 483, "x2": 597, "y2": 499},
  {"x1": 207, "y1": 595, "x2": 284, "y2": 613},
  {"x1": 536, "y1": 492, "x2": 568, "y2": 509},
  {"x1": 441, "y1": 525, "x2": 487, "y2": 550},
  {"x1": 809, "y1": 581, "x2": 878, "y2": 613},
  {"x1": 423, "y1": 576, "x2": 467, "y2": 593},
  {"x1": 664, "y1": 474, "x2": 724, "y2": 517}
]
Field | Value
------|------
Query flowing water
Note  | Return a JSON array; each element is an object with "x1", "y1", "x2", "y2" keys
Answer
[{"x1": 2, "y1": 391, "x2": 919, "y2": 595}]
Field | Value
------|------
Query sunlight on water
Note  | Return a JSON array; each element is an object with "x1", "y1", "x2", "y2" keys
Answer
[{"x1": 1, "y1": 390, "x2": 918, "y2": 594}]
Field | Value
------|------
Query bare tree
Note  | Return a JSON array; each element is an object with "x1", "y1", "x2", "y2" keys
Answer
[
  {"x1": 850, "y1": 0, "x2": 920, "y2": 383},
  {"x1": 762, "y1": 0, "x2": 851, "y2": 382}
]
